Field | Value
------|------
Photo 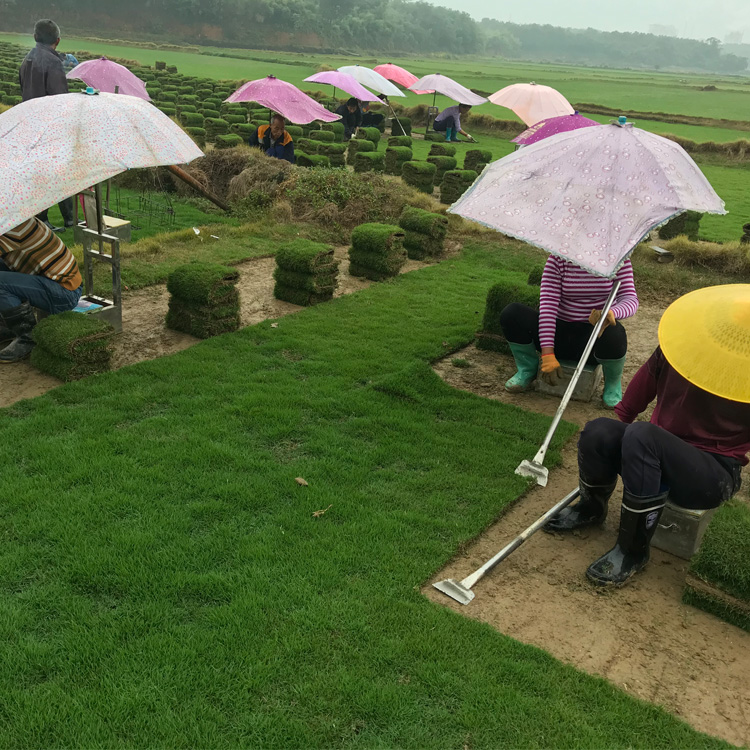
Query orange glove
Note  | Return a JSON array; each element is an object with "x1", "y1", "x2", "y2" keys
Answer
[
  {"x1": 540, "y1": 352, "x2": 562, "y2": 386},
  {"x1": 589, "y1": 309, "x2": 616, "y2": 338}
]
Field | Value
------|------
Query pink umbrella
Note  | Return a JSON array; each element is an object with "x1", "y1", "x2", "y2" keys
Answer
[
  {"x1": 489, "y1": 83, "x2": 574, "y2": 127},
  {"x1": 374, "y1": 63, "x2": 433, "y2": 95},
  {"x1": 512, "y1": 113, "x2": 600, "y2": 146},
  {"x1": 226, "y1": 76, "x2": 339, "y2": 124},
  {"x1": 304, "y1": 72, "x2": 380, "y2": 103},
  {"x1": 67, "y1": 58, "x2": 150, "y2": 101},
  {"x1": 409, "y1": 74, "x2": 487, "y2": 107}
]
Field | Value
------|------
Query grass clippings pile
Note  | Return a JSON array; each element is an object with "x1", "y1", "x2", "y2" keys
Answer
[
  {"x1": 683, "y1": 499, "x2": 750, "y2": 632},
  {"x1": 441, "y1": 170, "x2": 479, "y2": 206},
  {"x1": 402, "y1": 161, "x2": 437, "y2": 194},
  {"x1": 348, "y1": 223, "x2": 407, "y2": 281},
  {"x1": 660, "y1": 236, "x2": 750, "y2": 275},
  {"x1": 30, "y1": 312, "x2": 115, "y2": 382},
  {"x1": 399, "y1": 206, "x2": 448, "y2": 260},
  {"x1": 227, "y1": 155, "x2": 293, "y2": 211},
  {"x1": 477, "y1": 278, "x2": 540, "y2": 353},
  {"x1": 273, "y1": 239, "x2": 340, "y2": 306},
  {"x1": 166, "y1": 262, "x2": 241, "y2": 339}
]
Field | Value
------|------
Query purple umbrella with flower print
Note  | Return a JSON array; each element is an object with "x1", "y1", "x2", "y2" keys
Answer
[
  {"x1": 67, "y1": 58, "x2": 151, "y2": 100},
  {"x1": 449, "y1": 121, "x2": 725, "y2": 278},
  {"x1": 512, "y1": 113, "x2": 600, "y2": 146}
]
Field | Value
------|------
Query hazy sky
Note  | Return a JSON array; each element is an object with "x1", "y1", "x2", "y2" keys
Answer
[{"x1": 427, "y1": 0, "x2": 749, "y2": 42}]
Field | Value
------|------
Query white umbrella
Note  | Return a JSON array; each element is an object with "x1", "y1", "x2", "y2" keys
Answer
[
  {"x1": 337, "y1": 65, "x2": 405, "y2": 98},
  {"x1": 0, "y1": 92, "x2": 203, "y2": 234},
  {"x1": 409, "y1": 74, "x2": 487, "y2": 107}
]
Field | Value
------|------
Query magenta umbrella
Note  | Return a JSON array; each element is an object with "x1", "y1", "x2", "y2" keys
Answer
[
  {"x1": 304, "y1": 71, "x2": 380, "y2": 103},
  {"x1": 67, "y1": 58, "x2": 150, "y2": 100},
  {"x1": 226, "y1": 76, "x2": 339, "y2": 124},
  {"x1": 373, "y1": 63, "x2": 433, "y2": 95},
  {"x1": 513, "y1": 113, "x2": 601, "y2": 146}
]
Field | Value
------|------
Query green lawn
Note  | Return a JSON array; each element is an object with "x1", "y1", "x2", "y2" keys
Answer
[
  {"x1": 0, "y1": 242, "x2": 723, "y2": 748},
  {"x1": 698, "y1": 163, "x2": 750, "y2": 243}
]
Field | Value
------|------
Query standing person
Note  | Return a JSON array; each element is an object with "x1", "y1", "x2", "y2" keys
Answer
[
  {"x1": 546, "y1": 285, "x2": 750, "y2": 587},
  {"x1": 433, "y1": 103, "x2": 474, "y2": 143},
  {"x1": 335, "y1": 98, "x2": 362, "y2": 140},
  {"x1": 0, "y1": 217, "x2": 83, "y2": 363},
  {"x1": 18, "y1": 19, "x2": 75, "y2": 232},
  {"x1": 249, "y1": 114, "x2": 296, "y2": 163},
  {"x1": 499, "y1": 255, "x2": 639, "y2": 408}
]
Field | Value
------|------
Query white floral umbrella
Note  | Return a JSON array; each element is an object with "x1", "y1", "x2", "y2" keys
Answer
[{"x1": 0, "y1": 92, "x2": 203, "y2": 234}]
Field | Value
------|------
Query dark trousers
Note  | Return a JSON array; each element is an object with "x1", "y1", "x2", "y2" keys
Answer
[
  {"x1": 579, "y1": 418, "x2": 741, "y2": 508},
  {"x1": 362, "y1": 112, "x2": 384, "y2": 128},
  {"x1": 500, "y1": 302, "x2": 627, "y2": 363},
  {"x1": 38, "y1": 197, "x2": 74, "y2": 226},
  {"x1": 433, "y1": 115, "x2": 456, "y2": 133}
]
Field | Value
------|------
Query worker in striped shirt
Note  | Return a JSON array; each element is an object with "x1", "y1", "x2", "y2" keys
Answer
[
  {"x1": 499, "y1": 255, "x2": 639, "y2": 408},
  {"x1": 0, "y1": 217, "x2": 83, "y2": 362}
]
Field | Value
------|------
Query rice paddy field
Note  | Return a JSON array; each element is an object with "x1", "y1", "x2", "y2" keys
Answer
[{"x1": 0, "y1": 29, "x2": 749, "y2": 748}]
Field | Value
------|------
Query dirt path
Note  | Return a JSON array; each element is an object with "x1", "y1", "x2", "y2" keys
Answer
[
  {"x1": 430, "y1": 302, "x2": 750, "y2": 747},
  {"x1": 0, "y1": 245, "x2": 444, "y2": 409}
]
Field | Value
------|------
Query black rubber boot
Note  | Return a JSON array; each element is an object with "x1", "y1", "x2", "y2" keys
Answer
[
  {"x1": 0, "y1": 303, "x2": 38, "y2": 363},
  {"x1": 586, "y1": 490, "x2": 668, "y2": 587},
  {"x1": 544, "y1": 478, "x2": 617, "y2": 532},
  {"x1": 59, "y1": 197, "x2": 76, "y2": 228}
]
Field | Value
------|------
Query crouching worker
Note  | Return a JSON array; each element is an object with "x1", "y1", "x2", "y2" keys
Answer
[
  {"x1": 433, "y1": 103, "x2": 473, "y2": 143},
  {"x1": 0, "y1": 217, "x2": 83, "y2": 362},
  {"x1": 249, "y1": 114, "x2": 296, "y2": 164},
  {"x1": 500, "y1": 255, "x2": 638, "y2": 408},
  {"x1": 546, "y1": 285, "x2": 750, "y2": 587}
]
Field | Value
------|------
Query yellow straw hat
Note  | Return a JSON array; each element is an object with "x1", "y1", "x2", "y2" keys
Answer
[{"x1": 658, "y1": 284, "x2": 750, "y2": 403}]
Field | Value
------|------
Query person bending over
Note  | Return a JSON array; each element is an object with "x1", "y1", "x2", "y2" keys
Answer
[
  {"x1": 499, "y1": 255, "x2": 638, "y2": 408},
  {"x1": 335, "y1": 98, "x2": 362, "y2": 140},
  {"x1": 18, "y1": 19, "x2": 75, "y2": 231},
  {"x1": 0, "y1": 217, "x2": 83, "y2": 362},
  {"x1": 546, "y1": 285, "x2": 750, "y2": 586},
  {"x1": 433, "y1": 104, "x2": 473, "y2": 143},
  {"x1": 249, "y1": 114, "x2": 296, "y2": 163}
]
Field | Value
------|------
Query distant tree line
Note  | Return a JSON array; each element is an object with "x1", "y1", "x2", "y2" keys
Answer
[{"x1": 0, "y1": 0, "x2": 745, "y2": 74}]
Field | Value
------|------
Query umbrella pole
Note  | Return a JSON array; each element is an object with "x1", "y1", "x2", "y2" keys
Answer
[{"x1": 95, "y1": 182, "x2": 105, "y2": 255}]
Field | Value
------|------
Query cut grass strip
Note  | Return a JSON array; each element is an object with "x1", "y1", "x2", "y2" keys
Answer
[{"x1": 0, "y1": 244, "x2": 724, "y2": 748}]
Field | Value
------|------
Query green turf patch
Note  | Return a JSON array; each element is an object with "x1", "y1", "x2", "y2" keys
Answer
[
  {"x1": 477, "y1": 278, "x2": 541, "y2": 353},
  {"x1": 683, "y1": 499, "x2": 750, "y2": 631}
]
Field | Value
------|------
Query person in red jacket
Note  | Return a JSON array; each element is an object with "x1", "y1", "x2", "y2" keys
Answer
[{"x1": 545, "y1": 285, "x2": 750, "y2": 586}]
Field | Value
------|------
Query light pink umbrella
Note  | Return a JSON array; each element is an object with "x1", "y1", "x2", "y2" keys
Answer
[
  {"x1": 449, "y1": 121, "x2": 726, "y2": 278},
  {"x1": 226, "y1": 76, "x2": 339, "y2": 124},
  {"x1": 409, "y1": 74, "x2": 487, "y2": 107},
  {"x1": 489, "y1": 83, "x2": 574, "y2": 127},
  {"x1": 304, "y1": 71, "x2": 380, "y2": 103},
  {"x1": 67, "y1": 58, "x2": 150, "y2": 100},
  {"x1": 374, "y1": 63, "x2": 433, "y2": 95}
]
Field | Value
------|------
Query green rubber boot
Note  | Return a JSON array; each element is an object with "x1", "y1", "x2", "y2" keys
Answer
[
  {"x1": 444, "y1": 127, "x2": 453, "y2": 142},
  {"x1": 597, "y1": 355, "x2": 626, "y2": 409},
  {"x1": 505, "y1": 342, "x2": 539, "y2": 393}
]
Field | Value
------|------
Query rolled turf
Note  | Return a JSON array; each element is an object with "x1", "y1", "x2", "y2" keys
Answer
[
  {"x1": 276, "y1": 240, "x2": 336, "y2": 273},
  {"x1": 427, "y1": 155, "x2": 458, "y2": 186},
  {"x1": 349, "y1": 223, "x2": 407, "y2": 281},
  {"x1": 167, "y1": 262, "x2": 240, "y2": 306},
  {"x1": 477, "y1": 280, "x2": 540, "y2": 353},
  {"x1": 401, "y1": 161, "x2": 437, "y2": 194},
  {"x1": 385, "y1": 146, "x2": 413, "y2": 176}
]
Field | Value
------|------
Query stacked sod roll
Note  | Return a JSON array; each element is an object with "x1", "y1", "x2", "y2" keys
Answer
[
  {"x1": 166, "y1": 262, "x2": 241, "y2": 339},
  {"x1": 427, "y1": 155, "x2": 458, "y2": 186},
  {"x1": 477, "y1": 279, "x2": 540, "y2": 353},
  {"x1": 398, "y1": 206, "x2": 449, "y2": 261},
  {"x1": 385, "y1": 146, "x2": 413, "y2": 176},
  {"x1": 440, "y1": 170, "x2": 478, "y2": 205},
  {"x1": 215, "y1": 134, "x2": 244, "y2": 149},
  {"x1": 322, "y1": 121, "x2": 346, "y2": 142},
  {"x1": 273, "y1": 240, "x2": 340, "y2": 306},
  {"x1": 348, "y1": 223, "x2": 407, "y2": 282},
  {"x1": 401, "y1": 161, "x2": 437, "y2": 194},
  {"x1": 391, "y1": 116, "x2": 412, "y2": 137},
  {"x1": 388, "y1": 135, "x2": 412, "y2": 148},
  {"x1": 429, "y1": 143, "x2": 457, "y2": 157},
  {"x1": 31, "y1": 312, "x2": 115, "y2": 382},
  {"x1": 297, "y1": 137, "x2": 318, "y2": 154},
  {"x1": 354, "y1": 151, "x2": 385, "y2": 173},
  {"x1": 297, "y1": 153, "x2": 331, "y2": 168},
  {"x1": 356, "y1": 127, "x2": 382, "y2": 148},
  {"x1": 347, "y1": 137, "x2": 375, "y2": 164},
  {"x1": 316, "y1": 142, "x2": 347, "y2": 167},
  {"x1": 464, "y1": 149, "x2": 493, "y2": 174}
]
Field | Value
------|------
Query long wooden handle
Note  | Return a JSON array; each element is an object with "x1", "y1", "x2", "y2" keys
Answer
[{"x1": 167, "y1": 165, "x2": 230, "y2": 212}]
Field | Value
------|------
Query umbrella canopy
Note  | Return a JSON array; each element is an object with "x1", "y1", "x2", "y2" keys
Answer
[
  {"x1": 67, "y1": 58, "x2": 151, "y2": 101},
  {"x1": 513, "y1": 113, "x2": 600, "y2": 146},
  {"x1": 0, "y1": 92, "x2": 203, "y2": 234},
  {"x1": 659, "y1": 284, "x2": 750, "y2": 403},
  {"x1": 226, "y1": 76, "x2": 340, "y2": 124},
  {"x1": 489, "y1": 83, "x2": 574, "y2": 127},
  {"x1": 373, "y1": 63, "x2": 433, "y2": 94},
  {"x1": 409, "y1": 74, "x2": 487, "y2": 106},
  {"x1": 337, "y1": 65, "x2": 405, "y2": 98},
  {"x1": 448, "y1": 122, "x2": 726, "y2": 278},
  {"x1": 303, "y1": 72, "x2": 380, "y2": 103}
]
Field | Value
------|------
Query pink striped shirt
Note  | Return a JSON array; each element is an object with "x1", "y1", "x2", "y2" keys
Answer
[{"x1": 539, "y1": 256, "x2": 639, "y2": 349}]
